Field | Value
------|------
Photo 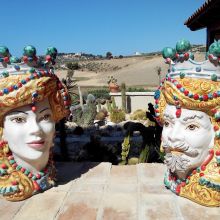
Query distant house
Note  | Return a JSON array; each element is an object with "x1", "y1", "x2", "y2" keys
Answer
[
  {"x1": 184, "y1": 0, "x2": 220, "y2": 51},
  {"x1": 134, "y1": 52, "x2": 142, "y2": 56}
]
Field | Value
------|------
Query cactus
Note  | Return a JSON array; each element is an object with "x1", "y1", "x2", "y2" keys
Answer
[
  {"x1": 106, "y1": 100, "x2": 112, "y2": 112},
  {"x1": 121, "y1": 82, "x2": 127, "y2": 112},
  {"x1": 111, "y1": 96, "x2": 117, "y2": 110},
  {"x1": 119, "y1": 135, "x2": 131, "y2": 165},
  {"x1": 110, "y1": 109, "x2": 126, "y2": 123},
  {"x1": 71, "y1": 94, "x2": 97, "y2": 127},
  {"x1": 96, "y1": 99, "x2": 102, "y2": 112},
  {"x1": 106, "y1": 97, "x2": 117, "y2": 113}
]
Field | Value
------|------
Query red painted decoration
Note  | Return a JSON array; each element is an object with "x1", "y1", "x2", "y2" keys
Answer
[
  {"x1": 209, "y1": 149, "x2": 214, "y2": 154},
  {"x1": 203, "y1": 94, "x2": 208, "y2": 101},
  {"x1": 12, "y1": 163, "x2": 17, "y2": 168},
  {"x1": 175, "y1": 185, "x2": 181, "y2": 194},
  {"x1": 21, "y1": 167, "x2": 26, "y2": 172},
  {"x1": 193, "y1": 94, "x2": 199, "y2": 100},
  {"x1": 199, "y1": 173, "x2": 204, "y2": 177},
  {"x1": 8, "y1": 86, "x2": 14, "y2": 92},
  {"x1": 23, "y1": 56, "x2": 28, "y2": 63},
  {"x1": 8, "y1": 155, "x2": 14, "y2": 160},
  {"x1": 181, "y1": 182, "x2": 186, "y2": 187},
  {"x1": 216, "y1": 150, "x2": 220, "y2": 156},
  {"x1": 11, "y1": 180, "x2": 18, "y2": 185},
  {"x1": 32, "y1": 106, "x2": 37, "y2": 112},
  {"x1": 213, "y1": 92, "x2": 218, "y2": 98},
  {"x1": 17, "y1": 82, "x2": 23, "y2": 88},
  {"x1": 176, "y1": 84, "x2": 182, "y2": 89},
  {"x1": 201, "y1": 165, "x2": 206, "y2": 171},
  {"x1": 211, "y1": 108, "x2": 217, "y2": 114},
  {"x1": 184, "y1": 53, "x2": 189, "y2": 60},
  {"x1": 192, "y1": 170, "x2": 197, "y2": 174},
  {"x1": 36, "y1": 173, "x2": 41, "y2": 179},
  {"x1": 214, "y1": 126, "x2": 219, "y2": 131},
  {"x1": 3, "y1": 57, "x2": 9, "y2": 63},
  {"x1": 184, "y1": 90, "x2": 189, "y2": 96},
  {"x1": 46, "y1": 55, "x2": 51, "y2": 62},
  {"x1": 1, "y1": 163, "x2": 7, "y2": 169},
  {"x1": 176, "y1": 109, "x2": 181, "y2": 118},
  {"x1": 33, "y1": 56, "x2": 38, "y2": 62},
  {"x1": 201, "y1": 149, "x2": 214, "y2": 167},
  {"x1": 33, "y1": 181, "x2": 40, "y2": 191}
]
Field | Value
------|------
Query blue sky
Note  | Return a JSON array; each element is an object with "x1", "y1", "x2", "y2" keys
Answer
[{"x1": 1, "y1": 0, "x2": 205, "y2": 56}]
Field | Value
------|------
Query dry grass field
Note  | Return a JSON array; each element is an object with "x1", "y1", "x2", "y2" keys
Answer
[{"x1": 56, "y1": 52, "x2": 206, "y2": 90}]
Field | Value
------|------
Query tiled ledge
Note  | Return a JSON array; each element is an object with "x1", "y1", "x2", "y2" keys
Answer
[{"x1": 0, "y1": 163, "x2": 219, "y2": 220}]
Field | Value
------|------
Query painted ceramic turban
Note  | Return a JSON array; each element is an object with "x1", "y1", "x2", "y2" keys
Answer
[
  {"x1": 0, "y1": 45, "x2": 70, "y2": 123},
  {"x1": 154, "y1": 39, "x2": 220, "y2": 125}
]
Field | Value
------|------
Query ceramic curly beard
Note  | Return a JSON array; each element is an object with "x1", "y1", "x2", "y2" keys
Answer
[
  {"x1": 0, "y1": 46, "x2": 70, "y2": 201},
  {"x1": 154, "y1": 40, "x2": 220, "y2": 207}
]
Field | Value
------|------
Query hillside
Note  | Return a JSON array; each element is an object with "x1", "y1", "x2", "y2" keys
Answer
[{"x1": 56, "y1": 52, "x2": 206, "y2": 89}]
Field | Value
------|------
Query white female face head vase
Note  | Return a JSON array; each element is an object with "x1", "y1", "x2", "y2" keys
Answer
[
  {"x1": 162, "y1": 104, "x2": 215, "y2": 179},
  {"x1": 2, "y1": 98, "x2": 55, "y2": 169}
]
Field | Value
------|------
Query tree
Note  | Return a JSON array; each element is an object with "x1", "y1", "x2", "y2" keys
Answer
[
  {"x1": 155, "y1": 66, "x2": 162, "y2": 85},
  {"x1": 106, "y1": 51, "x2": 113, "y2": 59},
  {"x1": 66, "y1": 62, "x2": 79, "y2": 70}
]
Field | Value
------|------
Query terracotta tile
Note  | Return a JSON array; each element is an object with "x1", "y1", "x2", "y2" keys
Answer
[
  {"x1": 137, "y1": 163, "x2": 166, "y2": 185},
  {"x1": 140, "y1": 194, "x2": 179, "y2": 219},
  {"x1": 56, "y1": 162, "x2": 98, "y2": 183},
  {"x1": 177, "y1": 196, "x2": 220, "y2": 220},
  {"x1": 73, "y1": 183, "x2": 105, "y2": 193},
  {"x1": 110, "y1": 165, "x2": 137, "y2": 184},
  {"x1": 103, "y1": 207, "x2": 136, "y2": 220},
  {"x1": 58, "y1": 203, "x2": 97, "y2": 220},
  {"x1": 106, "y1": 183, "x2": 137, "y2": 194},
  {"x1": 58, "y1": 192, "x2": 101, "y2": 220},
  {"x1": 50, "y1": 180, "x2": 73, "y2": 192},
  {"x1": 139, "y1": 182, "x2": 171, "y2": 195},
  {"x1": 0, "y1": 198, "x2": 25, "y2": 220},
  {"x1": 101, "y1": 192, "x2": 138, "y2": 219},
  {"x1": 13, "y1": 191, "x2": 67, "y2": 220},
  {"x1": 82, "y1": 162, "x2": 111, "y2": 183}
]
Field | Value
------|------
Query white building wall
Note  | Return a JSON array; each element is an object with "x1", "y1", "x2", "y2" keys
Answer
[{"x1": 110, "y1": 92, "x2": 155, "y2": 113}]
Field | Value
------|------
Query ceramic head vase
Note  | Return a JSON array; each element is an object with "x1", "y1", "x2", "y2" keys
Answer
[
  {"x1": 0, "y1": 46, "x2": 70, "y2": 201},
  {"x1": 154, "y1": 39, "x2": 220, "y2": 207}
]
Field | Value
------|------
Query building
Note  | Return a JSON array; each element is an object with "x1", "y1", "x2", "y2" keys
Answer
[{"x1": 184, "y1": 0, "x2": 220, "y2": 50}]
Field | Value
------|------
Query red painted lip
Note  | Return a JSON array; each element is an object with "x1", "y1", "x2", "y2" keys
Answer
[{"x1": 27, "y1": 140, "x2": 45, "y2": 149}]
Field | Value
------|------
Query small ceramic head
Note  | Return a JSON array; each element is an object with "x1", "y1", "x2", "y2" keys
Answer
[
  {"x1": 154, "y1": 40, "x2": 220, "y2": 207},
  {"x1": 0, "y1": 46, "x2": 70, "y2": 201}
]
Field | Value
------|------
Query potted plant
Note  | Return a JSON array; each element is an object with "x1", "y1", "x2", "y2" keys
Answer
[{"x1": 107, "y1": 76, "x2": 119, "y2": 93}]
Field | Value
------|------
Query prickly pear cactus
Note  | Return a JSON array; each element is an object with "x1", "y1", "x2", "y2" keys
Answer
[{"x1": 71, "y1": 94, "x2": 97, "y2": 127}]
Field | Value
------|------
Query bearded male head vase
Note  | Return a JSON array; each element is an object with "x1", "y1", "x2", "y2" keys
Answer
[
  {"x1": 154, "y1": 39, "x2": 220, "y2": 207},
  {"x1": 0, "y1": 46, "x2": 70, "y2": 201}
]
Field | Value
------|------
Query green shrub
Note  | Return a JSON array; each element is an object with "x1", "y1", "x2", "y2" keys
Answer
[
  {"x1": 110, "y1": 109, "x2": 126, "y2": 123},
  {"x1": 130, "y1": 109, "x2": 147, "y2": 120},
  {"x1": 66, "y1": 62, "x2": 79, "y2": 70},
  {"x1": 87, "y1": 88, "x2": 110, "y2": 100},
  {"x1": 127, "y1": 87, "x2": 150, "y2": 92}
]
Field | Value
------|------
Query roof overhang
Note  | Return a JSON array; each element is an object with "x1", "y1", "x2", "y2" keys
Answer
[{"x1": 185, "y1": 0, "x2": 220, "y2": 31}]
